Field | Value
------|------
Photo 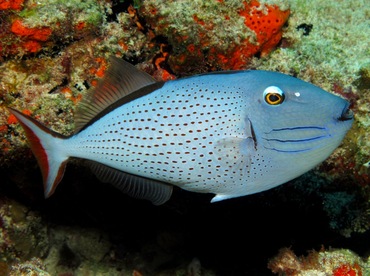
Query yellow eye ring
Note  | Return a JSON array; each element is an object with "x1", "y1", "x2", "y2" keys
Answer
[{"x1": 263, "y1": 86, "x2": 285, "y2": 105}]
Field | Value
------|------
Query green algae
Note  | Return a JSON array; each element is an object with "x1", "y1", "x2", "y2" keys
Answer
[
  {"x1": 252, "y1": 0, "x2": 370, "y2": 89},
  {"x1": 254, "y1": 0, "x2": 370, "y2": 87},
  {"x1": 19, "y1": 0, "x2": 106, "y2": 28}
]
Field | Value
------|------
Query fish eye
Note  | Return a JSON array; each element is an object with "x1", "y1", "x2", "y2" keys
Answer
[{"x1": 263, "y1": 86, "x2": 285, "y2": 105}]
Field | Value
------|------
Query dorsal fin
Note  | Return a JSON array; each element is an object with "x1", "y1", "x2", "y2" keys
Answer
[
  {"x1": 88, "y1": 161, "x2": 173, "y2": 205},
  {"x1": 74, "y1": 57, "x2": 157, "y2": 133}
]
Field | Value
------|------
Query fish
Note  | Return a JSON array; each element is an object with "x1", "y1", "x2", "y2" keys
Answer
[{"x1": 8, "y1": 57, "x2": 354, "y2": 205}]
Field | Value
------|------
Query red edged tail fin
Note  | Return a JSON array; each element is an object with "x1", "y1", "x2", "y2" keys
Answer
[{"x1": 7, "y1": 107, "x2": 69, "y2": 198}]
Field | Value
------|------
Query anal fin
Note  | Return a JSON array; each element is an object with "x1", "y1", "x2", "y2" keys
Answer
[{"x1": 89, "y1": 161, "x2": 173, "y2": 205}]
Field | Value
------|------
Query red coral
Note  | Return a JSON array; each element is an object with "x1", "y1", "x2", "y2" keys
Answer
[
  {"x1": 20, "y1": 40, "x2": 42, "y2": 53},
  {"x1": 7, "y1": 110, "x2": 32, "y2": 125},
  {"x1": 7, "y1": 114, "x2": 18, "y2": 125},
  {"x1": 239, "y1": 0, "x2": 290, "y2": 57},
  {"x1": 75, "y1": 22, "x2": 86, "y2": 31},
  {"x1": 215, "y1": 0, "x2": 290, "y2": 69},
  {"x1": 0, "y1": 0, "x2": 24, "y2": 11},
  {"x1": 143, "y1": 0, "x2": 290, "y2": 72},
  {"x1": 268, "y1": 249, "x2": 365, "y2": 276},
  {"x1": 190, "y1": 0, "x2": 290, "y2": 70},
  {"x1": 0, "y1": 19, "x2": 53, "y2": 55},
  {"x1": 152, "y1": 68, "x2": 176, "y2": 81},
  {"x1": 333, "y1": 264, "x2": 362, "y2": 276},
  {"x1": 90, "y1": 57, "x2": 108, "y2": 78},
  {"x1": 11, "y1": 20, "x2": 52, "y2": 42}
]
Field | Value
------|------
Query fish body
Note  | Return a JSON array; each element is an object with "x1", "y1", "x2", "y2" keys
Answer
[{"x1": 9, "y1": 58, "x2": 353, "y2": 204}]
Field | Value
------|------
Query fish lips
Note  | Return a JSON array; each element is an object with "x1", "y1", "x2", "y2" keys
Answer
[{"x1": 338, "y1": 102, "x2": 354, "y2": 122}]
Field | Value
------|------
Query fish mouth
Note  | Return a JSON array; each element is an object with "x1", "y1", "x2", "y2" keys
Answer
[{"x1": 338, "y1": 102, "x2": 354, "y2": 121}]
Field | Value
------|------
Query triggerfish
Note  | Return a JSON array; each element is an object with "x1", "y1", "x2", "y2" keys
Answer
[{"x1": 8, "y1": 57, "x2": 354, "y2": 205}]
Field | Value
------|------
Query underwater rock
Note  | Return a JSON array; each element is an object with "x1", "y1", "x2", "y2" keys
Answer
[
  {"x1": 43, "y1": 226, "x2": 121, "y2": 275},
  {"x1": 9, "y1": 257, "x2": 50, "y2": 276},
  {"x1": 0, "y1": 197, "x2": 49, "y2": 262},
  {"x1": 56, "y1": 226, "x2": 111, "y2": 263},
  {"x1": 140, "y1": 0, "x2": 290, "y2": 74}
]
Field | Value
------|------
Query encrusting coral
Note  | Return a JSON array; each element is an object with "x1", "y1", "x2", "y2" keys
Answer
[
  {"x1": 141, "y1": 0, "x2": 290, "y2": 74},
  {"x1": 268, "y1": 247, "x2": 369, "y2": 276},
  {"x1": 0, "y1": 0, "x2": 107, "y2": 56}
]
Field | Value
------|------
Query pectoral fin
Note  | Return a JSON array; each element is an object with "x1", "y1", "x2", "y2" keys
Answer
[
  {"x1": 211, "y1": 118, "x2": 258, "y2": 203},
  {"x1": 214, "y1": 117, "x2": 257, "y2": 170},
  {"x1": 214, "y1": 136, "x2": 256, "y2": 172}
]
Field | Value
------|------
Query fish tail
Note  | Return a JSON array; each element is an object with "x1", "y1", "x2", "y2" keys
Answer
[{"x1": 7, "y1": 107, "x2": 69, "y2": 198}]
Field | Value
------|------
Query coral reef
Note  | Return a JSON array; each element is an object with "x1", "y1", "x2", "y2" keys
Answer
[
  {"x1": 0, "y1": 0, "x2": 369, "y2": 275},
  {"x1": 0, "y1": 199, "x2": 49, "y2": 259},
  {"x1": 141, "y1": 0, "x2": 290, "y2": 74},
  {"x1": 0, "y1": 1, "x2": 154, "y2": 166},
  {"x1": 0, "y1": 0, "x2": 107, "y2": 57},
  {"x1": 9, "y1": 258, "x2": 50, "y2": 276},
  {"x1": 268, "y1": 247, "x2": 369, "y2": 276},
  {"x1": 0, "y1": 0, "x2": 24, "y2": 11},
  {"x1": 0, "y1": 197, "x2": 49, "y2": 274}
]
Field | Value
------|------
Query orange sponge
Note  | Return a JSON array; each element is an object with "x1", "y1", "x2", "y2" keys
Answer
[{"x1": 240, "y1": 0, "x2": 290, "y2": 57}]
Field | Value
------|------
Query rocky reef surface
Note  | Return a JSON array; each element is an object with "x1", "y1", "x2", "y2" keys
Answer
[{"x1": 0, "y1": 0, "x2": 369, "y2": 275}]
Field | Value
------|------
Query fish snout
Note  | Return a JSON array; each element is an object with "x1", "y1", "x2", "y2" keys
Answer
[{"x1": 338, "y1": 102, "x2": 354, "y2": 122}]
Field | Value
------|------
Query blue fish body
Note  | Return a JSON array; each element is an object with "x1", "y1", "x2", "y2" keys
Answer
[{"x1": 9, "y1": 58, "x2": 353, "y2": 204}]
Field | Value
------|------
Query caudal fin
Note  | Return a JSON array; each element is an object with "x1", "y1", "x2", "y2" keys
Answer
[{"x1": 7, "y1": 108, "x2": 69, "y2": 197}]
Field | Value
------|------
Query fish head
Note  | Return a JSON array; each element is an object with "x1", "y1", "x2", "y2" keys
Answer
[{"x1": 245, "y1": 71, "x2": 353, "y2": 180}]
